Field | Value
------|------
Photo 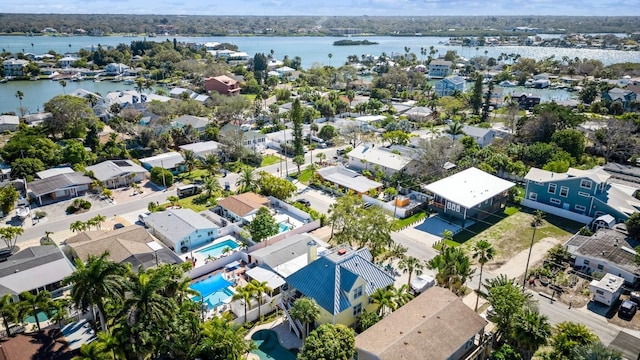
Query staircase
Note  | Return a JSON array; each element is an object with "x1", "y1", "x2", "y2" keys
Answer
[{"x1": 277, "y1": 298, "x2": 303, "y2": 338}]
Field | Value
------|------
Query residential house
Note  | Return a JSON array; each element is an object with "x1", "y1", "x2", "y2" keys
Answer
[
  {"x1": 104, "y1": 63, "x2": 130, "y2": 75},
  {"x1": 0, "y1": 115, "x2": 20, "y2": 132},
  {"x1": 204, "y1": 75, "x2": 241, "y2": 96},
  {"x1": 602, "y1": 88, "x2": 637, "y2": 111},
  {"x1": 512, "y1": 93, "x2": 541, "y2": 110},
  {"x1": 603, "y1": 162, "x2": 640, "y2": 188},
  {"x1": 435, "y1": 76, "x2": 466, "y2": 97},
  {"x1": 139, "y1": 151, "x2": 185, "y2": 174},
  {"x1": 169, "y1": 87, "x2": 194, "y2": 99},
  {"x1": 404, "y1": 106, "x2": 434, "y2": 122},
  {"x1": 220, "y1": 124, "x2": 267, "y2": 152},
  {"x1": 265, "y1": 129, "x2": 294, "y2": 152},
  {"x1": 565, "y1": 228, "x2": 640, "y2": 285},
  {"x1": 23, "y1": 112, "x2": 52, "y2": 126},
  {"x1": 428, "y1": 59, "x2": 453, "y2": 79},
  {"x1": 179, "y1": 141, "x2": 221, "y2": 160},
  {"x1": 216, "y1": 192, "x2": 270, "y2": 223},
  {"x1": 248, "y1": 234, "x2": 329, "y2": 277},
  {"x1": 355, "y1": 286, "x2": 489, "y2": 360},
  {"x1": 424, "y1": 167, "x2": 515, "y2": 226},
  {"x1": 58, "y1": 56, "x2": 78, "y2": 68},
  {"x1": 173, "y1": 114, "x2": 210, "y2": 132},
  {"x1": 462, "y1": 125, "x2": 497, "y2": 148},
  {"x1": 285, "y1": 245, "x2": 395, "y2": 327},
  {"x1": 85, "y1": 160, "x2": 148, "y2": 189},
  {"x1": 588, "y1": 273, "x2": 625, "y2": 306},
  {"x1": 0, "y1": 246, "x2": 75, "y2": 300},
  {"x1": 347, "y1": 144, "x2": 419, "y2": 178},
  {"x1": 144, "y1": 209, "x2": 219, "y2": 253},
  {"x1": 316, "y1": 166, "x2": 383, "y2": 195},
  {"x1": 35, "y1": 166, "x2": 75, "y2": 180},
  {"x1": 28, "y1": 172, "x2": 92, "y2": 205},
  {"x1": 522, "y1": 167, "x2": 640, "y2": 224},
  {"x1": 65, "y1": 226, "x2": 183, "y2": 269},
  {"x1": 2, "y1": 59, "x2": 29, "y2": 77}
]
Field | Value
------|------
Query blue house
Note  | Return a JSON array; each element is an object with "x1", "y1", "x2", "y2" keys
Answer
[
  {"x1": 435, "y1": 76, "x2": 465, "y2": 97},
  {"x1": 523, "y1": 167, "x2": 640, "y2": 224},
  {"x1": 602, "y1": 88, "x2": 637, "y2": 111}
]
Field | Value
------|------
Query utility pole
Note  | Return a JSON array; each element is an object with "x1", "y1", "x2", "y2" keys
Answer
[
  {"x1": 160, "y1": 160, "x2": 166, "y2": 189},
  {"x1": 522, "y1": 224, "x2": 537, "y2": 290}
]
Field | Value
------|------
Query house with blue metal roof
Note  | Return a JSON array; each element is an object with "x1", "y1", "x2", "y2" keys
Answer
[
  {"x1": 435, "y1": 75, "x2": 465, "y2": 97},
  {"x1": 285, "y1": 245, "x2": 395, "y2": 327}
]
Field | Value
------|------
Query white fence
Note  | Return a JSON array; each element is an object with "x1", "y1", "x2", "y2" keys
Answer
[{"x1": 187, "y1": 251, "x2": 244, "y2": 280}]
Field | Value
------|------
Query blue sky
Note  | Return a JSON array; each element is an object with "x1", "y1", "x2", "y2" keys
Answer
[{"x1": 1, "y1": 0, "x2": 635, "y2": 16}]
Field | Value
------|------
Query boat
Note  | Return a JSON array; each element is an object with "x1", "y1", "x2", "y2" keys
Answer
[
  {"x1": 499, "y1": 80, "x2": 517, "y2": 87},
  {"x1": 16, "y1": 205, "x2": 30, "y2": 220},
  {"x1": 0, "y1": 78, "x2": 7, "y2": 83}
]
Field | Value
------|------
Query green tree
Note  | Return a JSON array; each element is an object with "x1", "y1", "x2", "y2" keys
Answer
[
  {"x1": 551, "y1": 129, "x2": 585, "y2": 160},
  {"x1": 392, "y1": 284, "x2": 414, "y2": 307},
  {"x1": 491, "y1": 344, "x2": 522, "y2": 360},
  {"x1": 382, "y1": 130, "x2": 410, "y2": 145},
  {"x1": 70, "y1": 220, "x2": 87, "y2": 233},
  {"x1": 231, "y1": 284, "x2": 254, "y2": 323},
  {"x1": 88, "y1": 214, "x2": 106, "y2": 230},
  {"x1": 317, "y1": 125, "x2": 337, "y2": 142},
  {"x1": 470, "y1": 73, "x2": 483, "y2": 115},
  {"x1": 15, "y1": 90, "x2": 25, "y2": 118},
  {"x1": 44, "y1": 95, "x2": 96, "y2": 139},
  {"x1": 355, "y1": 309, "x2": 381, "y2": 333},
  {"x1": 370, "y1": 287, "x2": 397, "y2": 317},
  {"x1": 248, "y1": 207, "x2": 278, "y2": 242},
  {"x1": 203, "y1": 175, "x2": 221, "y2": 199},
  {"x1": 0, "y1": 226, "x2": 23, "y2": 251},
  {"x1": 181, "y1": 149, "x2": 198, "y2": 175},
  {"x1": 0, "y1": 294, "x2": 18, "y2": 337},
  {"x1": 291, "y1": 98, "x2": 305, "y2": 157},
  {"x1": 472, "y1": 239, "x2": 495, "y2": 312},
  {"x1": 397, "y1": 256, "x2": 423, "y2": 286},
  {"x1": 257, "y1": 171, "x2": 296, "y2": 200},
  {"x1": 198, "y1": 314, "x2": 252, "y2": 360},
  {"x1": 298, "y1": 323, "x2": 355, "y2": 360},
  {"x1": 512, "y1": 308, "x2": 551, "y2": 359},
  {"x1": 11, "y1": 157, "x2": 45, "y2": 179},
  {"x1": 0, "y1": 185, "x2": 19, "y2": 215},
  {"x1": 236, "y1": 168, "x2": 259, "y2": 193},
  {"x1": 150, "y1": 167, "x2": 174, "y2": 187},
  {"x1": 248, "y1": 279, "x2": 271, "y2": 320},
  {"x1": 445, "y1": 120, "x2": 464, "y2": 145},
  {"x1": 426, "y1": 245, "x2": 475, "y2": 296},
  {"x1": 200, "y1": 153, "x2": 220, "y2": 175},
  {"x1": 293, "y1": 154, "x2": 305, "y2": 178},
  {"x1": 625, "y1": 212, "x2": 640, "y2": 239},
  {"x1": 63, "y1": 252, "x2": 128, "y2": 332},
  {"x1": 550, "y1": 322, "x2": 599, "y2": 360},
  {"x1": 17, "y1": 290, "x2": 53, "y2": 331},
  {"x1": 290, "y1": 297, "x2": 320, "y2": 340},
  {"x1": 63, "y1": 139, "x2": 97, "y2": 166},
  {"x1": 571, "y1": 342, "x2": 622, "y2": 360},
  {"x1": 486, "y1": 276, "x2": 534, "y2": 342}
]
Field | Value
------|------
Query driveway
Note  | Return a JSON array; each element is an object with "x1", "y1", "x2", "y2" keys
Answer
[{"x1": 294, "y1": 187, "x2": 335, "y2": 215}]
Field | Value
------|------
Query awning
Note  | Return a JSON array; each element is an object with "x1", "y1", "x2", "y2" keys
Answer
[
  {"x1": 225, "y1": 260, "x2": 241, "y2": 270},
  {"x1": 245, "y1": 266, "x2": 286, "y2": 290}
]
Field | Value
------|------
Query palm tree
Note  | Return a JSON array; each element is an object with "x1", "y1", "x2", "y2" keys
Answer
[
  {"x1": 392, "y1": 284, "x2": 414, "y2": 307},
  {"x1": 15, "y1": 90, "x2": 24, "y2": 118},
  {"x1": 512, "y1": 308, "x2": 551, "y2": 359},
  {"x1": 249, "y1": 279, "x2": 272, "y2": 320},
  {"x1": 89, "y1": 214, "x2": 106, "y2": 230},
  {"x1": 166, "y1": 195, "x2": 180, "y2": 208},
  {"x1": 290, "y1": 297, "x2": 320, "y2": 341},
  {"x1": 0, "y1": 226, "x2": 24, "y2": 252},
  {"x1": 59, "y1": 79, "x2": 67, "y2": 94},
  {"x1": 427, "y1": 246, "x2": 476, "y2": 296},
  {"x1": 181, "y1": 149, "x2": 197, "y2": 175},
  {"x1": 0, "y1": 294, "x2": 18, "y2": 337},
  {"x1": 231, "y1": 285, "x2": 254, "y2": 323},
  {"x1": 203, "y1": 175, "x2": 221, "y2": 199},
  {"x1": 370, "y1": 287, "x2": 397, "y2": 317},
  {"x1": 49, "y1": 298, "x2": 71, "y2": 327},
  {"x1": 236, "y1": 168, "x2": 258, "y2": 193},
  {"x1": 17, "y1": 290, "x2": 53, "y2": 331},
  {"x1": 117, "y1": 269, "x2": 177, "y2": 329},
  {"x1": 63, "y1": 252, "x2": 128, "y2": 332},
  {"x1": 572, "y1": 342, "x2": 622, "y2": 360},
  {"x1": 387, "y1": 243, "x2": 408, "y2": 262},
  {"x1": 472, "y1": 239, "x2": 495, "y2": 312},
  {"x1": 523, "y1": 210, "x2": 545, "y2": 289},
  {"x1": 397, "y1": 256, "x2": 423, "y2": 286},
  {"x1": 445, "y1": 120, "x2": 464, "y2": 145},
  {"x1": 293, "y1": 154, "x2": 305, "y2": 177},
  {"x1": 70, "y1": 220, "x2": 87, "y2": 233},
  {"x1": 200, "y1": 153, "x2": 220, "y2": 175}
]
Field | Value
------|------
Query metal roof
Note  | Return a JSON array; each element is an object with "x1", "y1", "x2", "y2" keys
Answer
[
  {"x1": 0, "y1": 246, "x2": 75, "y2": 296},
  {"x1": 249, "y1": 234, "x2": 327, "y2": 269},
  {"x1": 316, "y1": 166, "x2": 383, "y2": 194},
  {"x1": 28, "y1": 172, "x2": 92, "y2": 197},
  {"x1": 139, "y1": 151, "x2": 185, "y2": 169},
  {"x1": 86, "y1": 160, "x2": 147, "y2": 182}
]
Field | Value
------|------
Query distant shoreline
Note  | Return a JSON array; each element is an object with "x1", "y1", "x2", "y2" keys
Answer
[{"x1": 333, "y1": 39, "x2": 379, "y2": 46}]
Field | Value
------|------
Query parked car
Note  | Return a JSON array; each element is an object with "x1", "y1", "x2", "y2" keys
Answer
[
  {"x1": 296, "y1": 198, "x2": 311, "y2": 207},
  {"x1": 138, "y1": 212, "x2": 151, "y2": 224},
  {"x1": 113, "y1": 223, "x2": 125, "y2": 230},
  {"x1": 618, "y1": 300, "x2": 637, "y2": 319}
]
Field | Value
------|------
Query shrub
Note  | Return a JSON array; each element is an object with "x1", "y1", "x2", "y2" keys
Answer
[
  {"x1": 80, "y1": 200, "x2": 91, "y2": 209},
  {"x1": 66, "y1": 205, "x2": 77, "y2": 214},
  {"x1": 150, "y1": 167, "x2": 174, "y2": 187},
  {"x1": 34, "y1": 210, "x2": 47, "y2": 218}
]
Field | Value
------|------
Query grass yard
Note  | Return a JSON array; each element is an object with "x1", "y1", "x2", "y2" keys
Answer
[
  {"x1": 242, "y1": 94, "x2": 257, "y2": 101},
  {"x1": 261, "y1": 154, "x2": 281, "y2": 167},
  {"x1": 175, "y1": 169, "x2": 211, "y2": 184},
  {"x1": 458, "y1": 206, "x2": 582, "y2": 263},
  {"x1": 160, "y1": 194, "x2": 214, "y2": 212},
  {"x1": 291, "y1": 168, "x2": 313, "y2": 184},
  {"x1": 392, "y1": 211, "x2": 427, "y2": 231}
]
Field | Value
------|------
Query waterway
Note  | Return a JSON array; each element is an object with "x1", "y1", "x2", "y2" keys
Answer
[{"x1": 1, "y1": 35, "x2": 638, "y2": 114}]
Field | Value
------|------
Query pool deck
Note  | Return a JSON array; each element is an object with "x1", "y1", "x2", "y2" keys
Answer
[{"x1": 246, "y1": 317, "x2": 302, "y2": 351}]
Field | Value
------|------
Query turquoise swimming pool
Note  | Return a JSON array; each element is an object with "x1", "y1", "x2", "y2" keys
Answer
[
  {"x1": 251, "y1": 330, "x2": 297, "y2": 360},
  {"x1": 196, "y1": 239, "x2": 240, "y2": 258},
  {"x1": 190, "y1": 273, "x2": 234, "y2": 309},
  {"x1": 278, "y1": 222, "x2": 292, "y2": 233}
]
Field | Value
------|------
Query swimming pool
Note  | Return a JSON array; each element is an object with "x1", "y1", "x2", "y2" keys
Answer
[
  {"x1": 190, "y1": 273, "x2": 234, "y2": 309},
  {"x1": 251, "y1": 330, "x2": 297, "y2": 360},
  {"x1": 196, "y1": 239, "x2": 239, "y2": 258},
  {"x1": 278, "y1": 222, "x2": 292, "y2": 233}
]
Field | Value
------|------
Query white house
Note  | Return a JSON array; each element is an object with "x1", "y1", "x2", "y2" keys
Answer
[
  {"x1": 58, "y1": 56, "x2": 78, "y2": 68},
  {"x1": 86, "y1": 160, "x2": 148, "y2": 189},
  {"x1": 104, "y1": 63, "x2": 130, "y2": 75},
  {"x1": 144, "y1": 209, "x2": 219, "y2": 253},
  {"x1": 2, "y1": 59, "x2": 29, "y2": 76},
  {"x1": 347, "y1": 144, "x2": 418, "y2": 178},
  {"x1": 140, "y1": 152, "x2": 186, "y2": 175},
  {"x1": 428, "y1": 59, "x2": 453, "y2": 79},
  {"x1": 461, "y1": 125, "x2": 497, "y2": 148},
  {"x1": 589, "y1": 273, "x2": 625, "y2": 306},
  {"x1": 0, "y1": 115, "x2": 20, "y2": 132}
]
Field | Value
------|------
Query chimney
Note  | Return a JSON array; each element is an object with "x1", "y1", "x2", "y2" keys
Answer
[{"x1": 307, "y1": 240, "x2": 318, "y2": 263}]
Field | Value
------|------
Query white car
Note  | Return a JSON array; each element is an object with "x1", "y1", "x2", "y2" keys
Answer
[{"x1": 138, "y1": 212, "x2": 151, "y2": 224}]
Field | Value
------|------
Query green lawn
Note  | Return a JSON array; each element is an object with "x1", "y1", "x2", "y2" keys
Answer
[
  {"x1": 175, "y1": 169, "x2": 211, "y2": 184},
  {"x1": 291, "y1": 168, "x2": 313, "y2": 184},
  {"x1": 242, "y1": 94, "x2": 257, "y2": 101},
  {"x1": 261, "y1": 155, "x2": 281, "y2": 167},
  {"x1": 160, "y1": 194, "x2": 214, "y2": 212},
  {"x1": 392, "y1": 211, "x2": 427, "y2": 231}
]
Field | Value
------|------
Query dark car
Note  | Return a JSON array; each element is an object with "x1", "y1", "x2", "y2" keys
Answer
[
  {"x1": 296, "y1": 198, "x2": 311, "y2": 207},
  {"x1": 618, "y1": 300, "x2": 638, "y2": 319},
  {"x1": 113, "y1": 223, "x2": 125, "y2": 230}
]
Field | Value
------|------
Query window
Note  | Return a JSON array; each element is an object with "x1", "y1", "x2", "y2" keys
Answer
[
  {"x1": 578, "y1": 191, "x2": 590, "y2": 197},
  {"x1": 352, "y1": 303, "x2": 362, "y2": 316},
  {"x1": 560, "y1": 186, "x2": 569, "y2": 197},
  {"x1": 528, "y1": 192, "x2": 537, "y2": 201},
  {"x1": 575, "y1": 204, "x2": 586, "y2": 212},
  {"x1": 550, "y1": 198, "x2": 561, "y2": 205},
  {"x1": 583, "y1": 259, "x2": 590, "y2": 265},
  {"x1": 548, "y1": 184, "x2": 557, "y2": 194},
  {"x1": 597, "y1": 264, "x2": 604, "y2": 270},
  {"x1": 580, "y1": 179, "x2": 592, "y2": 189},
  {"x1": 596, "y1": 290, "x2": 604, "y2": 295},
  {"x1": 353, "y1": 286, "x2": 363, "y2": 299}
]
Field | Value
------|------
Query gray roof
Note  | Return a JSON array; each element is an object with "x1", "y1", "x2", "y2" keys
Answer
[
  {"x1": 566, "y1": 229, "x2": 640, "y2": 274},
  {"x1": 429, "y1": 59, "x2": 452, "y2": 66},
  {"x1": 347, "y1": 144, "x2": 413, "y2": 171},
  {"x1": 0, "y1": 115, "x2": 19, "y2": 125},
  {"x1": 139, "y1": 152, "x2": 185, "y2": 169},
  {"x1": 317, "y1": 166, "x2": 383, "y2": 194},
  {"x1": 462, "y1": 124, "x2": 494, "y2": 138},
  {"x1": 36, "y1": 166, "x2": 75, "y2": 180},
  {"x1": 249, "y1": 233, "x2": 326, "y2": 269},
  {"x1": 179, "y1": 141, "x2": 221, "y2": 158},
  {"x1": 524, "y1": 167, "x2": 570, "y2": 182},
  {"x1": 28, "y1": 172, "x2": 92, "y2": 197},
  {"x1": 173, "y1": 114, "x2": 210, "y2": 130},
  {"x1": 0, "y1": 246, "x2": 75, "y2": 296},
  {"x1": 145, "y1": 209, "x2": 218, "y2": 243},
  {"x1": 86, "y1": 160, "x2": 148, "y2": 182}
]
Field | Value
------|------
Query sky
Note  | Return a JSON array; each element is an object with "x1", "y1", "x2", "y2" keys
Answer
[{"x1": 1, "y1": 0, "x2": 637, "y2": 16}]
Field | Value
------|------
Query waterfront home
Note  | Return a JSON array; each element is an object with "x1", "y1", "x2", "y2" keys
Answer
[
  {"x1": 139, "y1": 151, "x2": 185, "y2": 175},
  {"x1": 522, "y1": 167, "x2": 640, "y2": 224},
  {"x1": 0, "y1": 246, "x2": 75, "y2": 300},
  {"x1": 435, "y1": 76, "x2": 465, "y2": 97},
  {"x1": 104, "y1": 62, "x2": 130, "y2": 75},
  {"x1": 58, "y1": 56, "x2": 78, "y2": 68},
  {"x1": 144, "y1": 209, "x2": 219, "y2": 254},
  {"x1": 566, "y1": 228, "x2": 639, "y2": 285},
  {"x1": 169, "y1": 87, "x2": 194, "y2": 99},
  {"x1": 511, "y1": 93, "x2": 541, "y2": 110},
  {"x1": 85, "y1": 159, "x2": 148, "y2": 189},
  {"x1": 285, "y1": 245, "x2": 395, "y2": 328},
  {"x1": 2, "y1": 59, "x2": 29, "y2": 77},
  {"x1": 204, "y1": 75, "x2": 241, "y2": 96},
  {"x1": 347, "y1": 144, "x2": 418, "y2": 178},
  {"x1": 428, "y1": 59, "x2": 452, "y2": 79},
  {"x1": 602, "y1": 88, "x2": 637, "y2": 111},
  {"x1": 355, "y1": 287, "x2": 489, "y2": 360},
  {"x1": 0, "y1": 115, "x2": 20, "y2": 132},
  {"x1": 28, "y1": 172, "x2": 92, "y2": 205},
  {"x1": 424, "y1": 167, "x2": 514, "y2": 227},
  {"x1": 65, "y1": 226, "x2": 183, "y2": 269}
]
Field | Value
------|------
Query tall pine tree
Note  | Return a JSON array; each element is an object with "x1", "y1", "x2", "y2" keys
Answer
[{"x1": 291, "y1": 99, "x2": 305, "y2": 157}]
